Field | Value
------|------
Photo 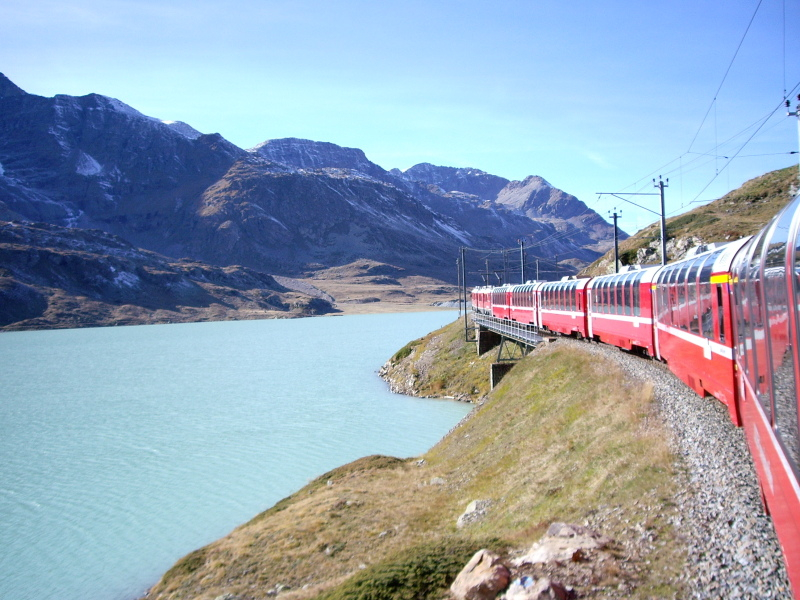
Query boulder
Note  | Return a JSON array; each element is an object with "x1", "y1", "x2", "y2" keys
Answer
[
  {"x1": 457, "y1": 499, "x2": 492, "y2": 528},
  {"x1": 513, "y1": 523, "x2": 611, "y2": 566},
  {"x1": 450, "y1": 549, "x2": 510, "y2": 600}
]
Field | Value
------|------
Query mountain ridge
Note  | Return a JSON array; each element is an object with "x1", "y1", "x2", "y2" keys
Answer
[{"x1": 0, "y1": 73, "x2": 623, "y2": 328}]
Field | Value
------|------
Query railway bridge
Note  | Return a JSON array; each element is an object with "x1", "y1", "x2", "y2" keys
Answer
[{"x1": 470, "y1": 312, "x2": 547, "y2": 387}]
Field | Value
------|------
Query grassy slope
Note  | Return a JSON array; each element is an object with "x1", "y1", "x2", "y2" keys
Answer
[
  {"x1": 142, "y1": 320, "x2": 683, "y2": 600},
  {"x1": 581, "y1": 166, "x2": 798, "y2": 276}
]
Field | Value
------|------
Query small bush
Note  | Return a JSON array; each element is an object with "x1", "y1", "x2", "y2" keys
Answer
[
  {"x1": 392, "y1": 340, "x2": 420, "y2": 364},
  {"x1": 316, "y1": 537, "x2": 507, "y2": 600}
]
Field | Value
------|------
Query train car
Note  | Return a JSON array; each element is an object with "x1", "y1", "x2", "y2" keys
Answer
[
  {"x1": 651, "y1": 238, "x2": 750, "y2": 424},
  {"x1": 508, "y1": 281, "x2": 540, "y2": 325},
  {"x1": 537, "y1": 277, "x2": 590, "y2": 337},
  {"x1": 586, "y1": 266, "x2": 659, "y2": 356},
  {"x1": 731, "y1": 193, "x2": 800, "y2": 595},
  {"x1": 490, "y1": 284, "x2": 515, "y2": 320},
  {"x1": 471, "y1": 286, "x2": 493, "y2": 315}
]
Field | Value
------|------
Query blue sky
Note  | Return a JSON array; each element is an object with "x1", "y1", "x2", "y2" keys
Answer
[{"x1": 2, "y1": 0, "x2": 799, "y2": 233}]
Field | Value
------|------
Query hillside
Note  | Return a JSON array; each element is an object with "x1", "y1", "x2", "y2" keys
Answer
[
  {"x1": 0, "y1": 221, "x2": 334, "y2": 330},
  {"x1": 580, "y1": 166, "x2": 798, "y2": 276},
  {"x1": 140, "y1": 319, "x2": 685, "y2": 600}
]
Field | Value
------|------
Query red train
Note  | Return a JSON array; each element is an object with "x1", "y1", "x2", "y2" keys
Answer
[{"x1": 471, "y1": 193, "x2": 800, "y2": 596}]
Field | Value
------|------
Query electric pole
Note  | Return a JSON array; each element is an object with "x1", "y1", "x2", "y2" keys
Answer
[
  {"x1": 654, "y1": 176, "x2": 668, "y2": 266},
  {"x1": 788, "y1": 94, "x2": 800, "y2": 181},
  {"x1": 519, "y1": 239, "x2": 525, "y2": 283},
  {"x1": 609, "y1": 209, "x2": 620, "y2": 273}
]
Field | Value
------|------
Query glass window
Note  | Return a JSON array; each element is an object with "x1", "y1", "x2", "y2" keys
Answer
[
  {"x1": 748, "y1": 230, "x2": 770, "y2": 419},
  {"x1": 623, "y1": 273, "x2": 632, "y2": 316},
  {"x1": 687, "y1": 258, "x2": 702, "y2": 335},
  {"x1": 765, "y1": 203, "x2": 799, "y2": 470},
  {"x1": 699, "y1": 255, "x2": 715, "y2": 340}
]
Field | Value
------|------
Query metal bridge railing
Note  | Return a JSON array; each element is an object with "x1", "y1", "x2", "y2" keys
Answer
[{"x1": 472, "y1": 312, "x2": 544, "y2": 348}]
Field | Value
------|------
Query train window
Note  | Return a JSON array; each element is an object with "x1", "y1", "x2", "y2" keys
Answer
[
  {"x1": 666, "y1": 265, "x2": 678, "y2": 326},
  {"x1": 632, "y1": 272, "x2": 642, "y2": 317},
  {"x1": 732, "y1": 246, "x2": 750, "y2": 377},
  {"x1": 749, "y1": 229, "x2": 771, "y2": 419},
  {"x1": 566, "y1": 283, "x2": 571, "y2": 311},
  {"x1": 597, "y1": 281, "x2": 604, "y2": 313},
  {"x1": 600, "y1": 281, "x2": 606, "y2": 313},
  {"x1": 673, "y1": 263, "x2": 685, "y2": 330},
  {"x1": 687, "y1": 258, "x2": 702, "y2": 335},
  {"x1": 659, "y1": 267, "x2": 668, "y2": 322},
  {"x1": 699, "y1": 256, "x2": 715, "y2": 340},
  {"x1": 764, "y1": 204, "x2": 799, "y2": 469},
  {"x1": 623, "y1": 274, "x2": 632, "y2": 316}
]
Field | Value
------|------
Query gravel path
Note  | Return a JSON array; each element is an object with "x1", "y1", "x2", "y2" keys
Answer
[{"x1": 571, "y1": 339, "x2": 793, "y2": 599}]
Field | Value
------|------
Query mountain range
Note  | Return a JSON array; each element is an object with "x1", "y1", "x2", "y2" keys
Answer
[{"x1": 0, "y1": 73, "x2": 623, "y2": 328}]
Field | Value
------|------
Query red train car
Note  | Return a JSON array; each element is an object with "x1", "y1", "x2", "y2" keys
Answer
[
  {"x1": 508, "y1": 282, "x2": 540, "y2": 325},
  {"x1": 537, "y1": 278, "x2": 590, "y2": 338},
  {"x1": 651, "y1": 238, "x2": 750, "y2": 424},
  {"x1": 731, "y1": 193, "x2": 800, "y2": 595},
  {"x1": 471, "y1": 286, "x2": 493, "y2": 315},
  {"x1": 490, "y1": 284, "x2": 515, "y2": 320},
  {"x1": 586, "y1": 266, "x2": 659, "y2": 356}
]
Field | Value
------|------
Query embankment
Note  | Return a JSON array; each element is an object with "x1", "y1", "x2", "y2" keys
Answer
[{"x1": 141, "y1": 317, "x2": 693, "y2": 600}]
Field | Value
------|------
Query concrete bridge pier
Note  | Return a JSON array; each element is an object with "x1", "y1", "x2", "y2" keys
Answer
[{"x1": 476, "y1": 325, "x2": 502, "y2": 355}]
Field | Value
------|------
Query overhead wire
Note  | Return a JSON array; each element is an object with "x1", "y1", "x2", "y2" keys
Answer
[{"x1": 686, "y1": 0, "x2": 765, "y2": 154}]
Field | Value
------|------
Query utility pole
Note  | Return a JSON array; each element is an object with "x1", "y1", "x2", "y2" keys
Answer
[
  {"x1": 597, "y1": 189, "x2": 663, "y2": 266},
  {"x1": 519, "y1": 239, "x2": 526, "y2": 283},
  {"x1": 609, "y1": 209, "x2": 620, "y2": 273},
  {"x1": 536, "y1": 258, "x2": 540, "y2": 280},
  {"x1": 461, "y1": 247, "x2": 469, "y2": 342},
  {"x1": 456, "y1": 256, "x2": 462, "y2": 317},
  {"x1": 788, "y1": 94, "x2": 800, "y2": 181},
  {"x1": 654, "y1": 176, "x2": 668, "y2": 266}
]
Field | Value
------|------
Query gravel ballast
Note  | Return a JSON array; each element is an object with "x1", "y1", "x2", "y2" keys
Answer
[{"x1": 571, "y1": 339, "x2": 793, "y2": 599}]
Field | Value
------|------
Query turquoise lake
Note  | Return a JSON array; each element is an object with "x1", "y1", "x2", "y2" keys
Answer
[{"x1": 0, "y1": 312, "x2": 472, "y2": 600}]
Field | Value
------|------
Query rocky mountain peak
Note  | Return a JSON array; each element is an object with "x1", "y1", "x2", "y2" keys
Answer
[
  {"x1": 0, "y1": 73, "x2": 27, "y2": 98},
  {"x1": 496, "y1": 175, "x2": 580, "y2": 218},
  {"x1": 400, "y1": 163, "x2": 510, "y2": 201},
  {"x1": 251, "y1": 138, "x2": 387, "y2": 179}
]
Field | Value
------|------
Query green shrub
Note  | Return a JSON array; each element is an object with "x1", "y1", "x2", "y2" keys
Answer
[{"x1": 316, "y1": 537, "x2": 506, "y2": 600}]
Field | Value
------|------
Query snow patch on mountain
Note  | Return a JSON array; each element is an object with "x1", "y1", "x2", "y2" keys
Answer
[
  {"x1": 99, "y1": 95, "x2": 149, "y2": 119},
  {"x1": 161, "y1": 120, "x2": 203, "y2": 139}
]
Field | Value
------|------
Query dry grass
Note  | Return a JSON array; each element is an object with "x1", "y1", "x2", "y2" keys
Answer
[{"x1": 142, "y1": 323, "x2": 684, "y2": 600}]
